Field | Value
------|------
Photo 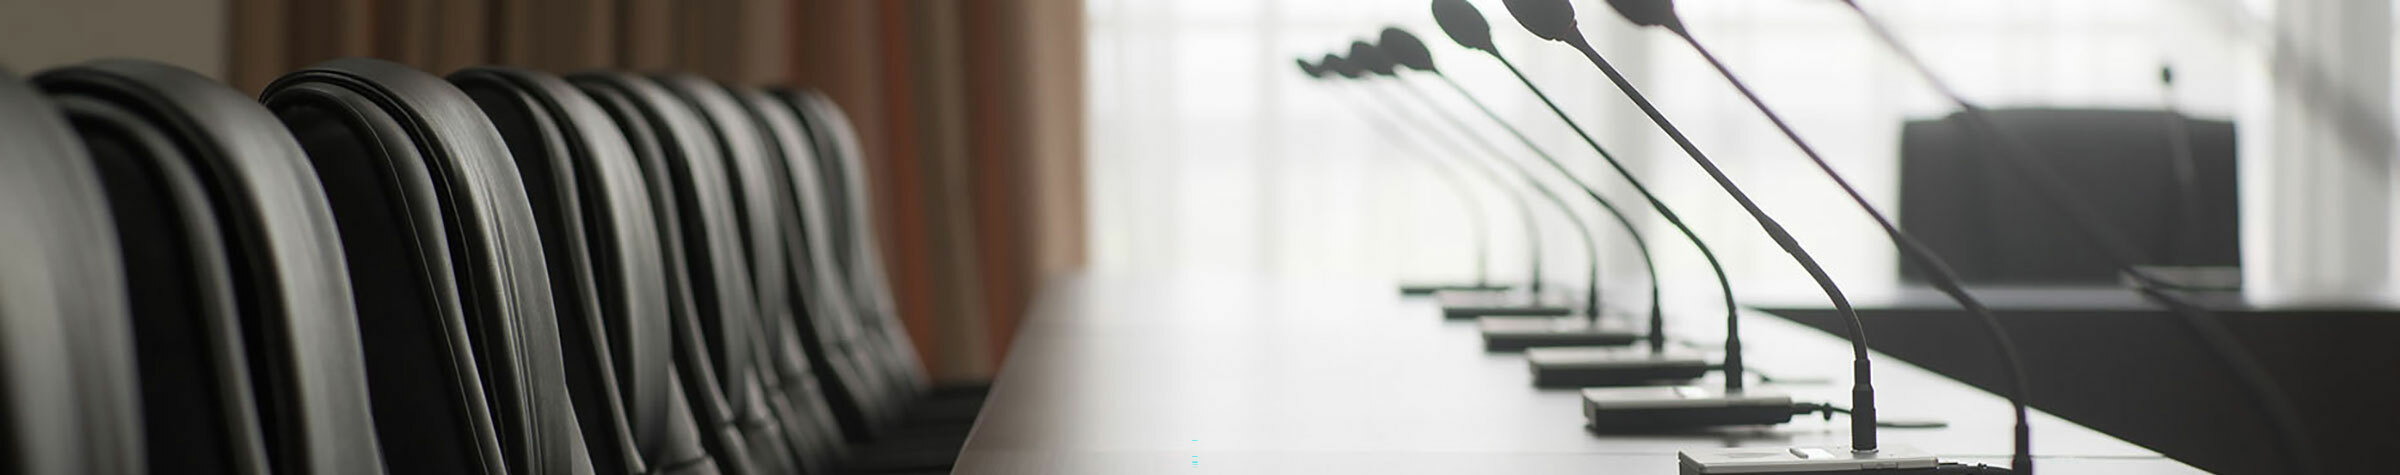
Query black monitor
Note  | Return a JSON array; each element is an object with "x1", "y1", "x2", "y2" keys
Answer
[{"x1": 1898, "y1": 108, "x2": 2239, "y2": 285}]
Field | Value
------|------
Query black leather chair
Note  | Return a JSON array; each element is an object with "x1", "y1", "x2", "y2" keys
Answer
[
  {"x1": 570, "y1": 72, "x2": 799, "y2": 475},
  {"x1": 45, "y1": 63, "x2": 263, "y2": 475},
  {"x1": 452, "y1": 67, "x2": 733, "y2": 475},
  {"x1": 0, "y1": 67, "x2": 148, "y2": 475},
  {"x1": 734, "y1": 88, "x2": 970, "y2": 474},
  {"x1": 653, "y1": 75, "x2": 864, "y2": 475},
  {"x1": 733, "y1": 84, "x2": 890, "y2": 449},
  {"x1": 262, "y1": 58, "x2": 594, "y2": 475},
  {"x1": 785, "y1": 91, "x2": 933, "y2": 410},
  {"x1": 35, "y1": 60, "x2": 391, "y2": 475},
  {"x1": 779, "y1": 90, "x2": 988, "y2": 422}
]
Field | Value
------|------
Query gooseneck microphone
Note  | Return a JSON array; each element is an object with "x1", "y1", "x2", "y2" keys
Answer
[
  {"x1": 1349, "y1": 40, "x2": 1612, "y2": 326},
  {"x1": 2158, "y1": 65, "x2": 2204, "y2": 267},
  {"x1": 1299, "y1": 57, "x2": 1503, "y2": 293},
  {"x1": 1492, "y1": 0, "x2": 1882, "y2": 452},
  {"x1": 1325, "y1": 53, "x2": 1571, "y2": 317},
  {"x1": 1431, "y1": 0, "x2": 1747, "y2": 391},
  {"x1": 1606, "y1": 0, "x2": 2031, "y2": 472},
  {"x1": 1375, "y1": 27, "x2": 1666, "y2": 353},
  {"x1": 1837, "y1": 2, "x2": 2320, "y2": 473}
]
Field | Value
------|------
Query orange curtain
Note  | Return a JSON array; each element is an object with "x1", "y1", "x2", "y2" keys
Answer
[{"x1": 789, "y1": 0, "x2": 1084, "y2": 381}]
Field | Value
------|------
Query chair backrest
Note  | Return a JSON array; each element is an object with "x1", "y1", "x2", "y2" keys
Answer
[
  {"x1": 743, "y1": 86, "x2": 895, "y2": 445},
  {"x1": 779, "y1": 90, "x2": 928, "y2": 400},
  {"x1": 263, "y1": 58, "x2": 593, "y2": 475},
  {"x1": 455, "y1": 66, "x2": 725, "y2": 475},
  {"x1": 570, "y1": 72, "x2": 793, "y2": 475},
  {"x1": 37, "y1": 60, "x2": 394, "y2": 475},
  {"x1": 43, "y1": 62, "x2": 259, "y2": 475},
  {"x1": 724, "y1": 82, "x2": 868, "y2": 468},
  {"x1": 665, "y1": 73, "x2": 846, "y2": 474},
  {"x1": 0, "y1": 67, "x2": 146, "y2": 475}
]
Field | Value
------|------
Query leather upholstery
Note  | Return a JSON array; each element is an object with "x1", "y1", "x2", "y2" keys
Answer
[
  {"x1": 264, "y1": 58, "x2": 594, "y2": 475},
  {"x1": 0, "y1": 66, "x2": 147, "y2": 475},
  {"x1": 453, "y1": 67, "x2": 728, "y2": 475},
  {"x1": 568, "y1": 72, "x2": 793, "y2": 475},
  {"x1": 36, "y1": 60, "x2": 391, "y2": 475}
]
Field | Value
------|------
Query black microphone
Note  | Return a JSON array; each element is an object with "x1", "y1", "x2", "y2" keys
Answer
[
  {"x1": 1297, "y1": 57, "x2": 1509, "y2": 297},
  {"x1": 1324, "y1": 52, "x2": 1574, "y2": 319},
  {"x1": 2155, "y1": 65, "x2": 2208, "y2": 275},
  {"x1": 1602, "y1": 0, "x2": 2032, "y2": 472},
  {"x1": 1350, "y1": 39, "x2": 1637, "y2": 350},
  {"x1": 1836, "y1": 2, "x2": 2321, "y2": 474},
  {"x1": 1482, "y1": 0, "x2": 1890, "y2": 446},
  {"x1": 1378, "y1": 27, "x2": 1707, "y2": 363},
  {"x1": 1431, "y1": 0, "x2": 1778, "y2": 422}
]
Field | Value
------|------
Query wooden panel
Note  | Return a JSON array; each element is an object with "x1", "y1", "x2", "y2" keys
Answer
[
  {"x1": 428, "y1": 0, "x2": 490, "y2": 74},
  {"x1": 229, "y1": 0, "x2": 288, "y2": 92},
  {"x1": 616, "y1": 0, "x2": 676, "y2": 70},
  {"x1": 284, "y1": 0, "x2": 373, "y2": 67}
]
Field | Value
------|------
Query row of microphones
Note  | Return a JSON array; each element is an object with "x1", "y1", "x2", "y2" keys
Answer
[
  {"x1": 1307, "y1": 57, "x2": 1510, "y2": 298},
  {"x1": 1346, "y1": 39, "x2": 1652, "y2": 350},
  {"x1": 1371, "y1": 27, "x2": 1715, "y2": 378},
  {"x1": 1831, "y1": 1, "x2": 2320, "y2": 473},
  {"x1": 1422, "y1": 3, "x2": 1761, "y2": 397},
  {"x1": 1610, "y1": 0, "x2": 2040, "y2": 472},
  {"x1": 1325, "y1": 45, "x2": 1599, "y2": 321},
  {"x1": 1433, "y1": 0, "x2": 2028, "y2": 473},
  {"x1": 1290, "y1": 0, "x2": 2316, "y2": 472},
  {"x1": 1443, "y1": 0, "x2": 1842, "y2": 442},
  {"x1": 1309, "y1": 54, "x2": 1564, "y2": 313}
]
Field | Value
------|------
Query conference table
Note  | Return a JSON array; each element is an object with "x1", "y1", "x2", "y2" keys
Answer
[{"x1": 953, "y1": 274, "x2": 2200, "y2": 474}]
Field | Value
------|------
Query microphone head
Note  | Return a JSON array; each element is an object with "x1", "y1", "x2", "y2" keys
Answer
[
  {"x1": 1602, "y1": 0, "x2": 1685, "y2": 30},
  {"x1": 1321, "y1": 54, "x2": 1366, "y2": 79},
  {"x1": 1430, "y1": 0, "x2": 1500, "y2": 54},
  {"x1": 1348, "y1": 41, "x2": 1401, "y2": 77},
  {"x1": 1295, "y1": 57, "x2": 1326, "y2": 78},
  {"x1": 1502, "y1": 0, "x2": 1585, "y2": 43},
  {"x1": 1378, "y1": 27, "x2": 1439, "y2": 73}
]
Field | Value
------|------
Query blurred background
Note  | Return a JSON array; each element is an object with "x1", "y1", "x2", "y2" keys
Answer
[{"x1": 4, "y1": 0, "x2": 2394, "y2": 431}]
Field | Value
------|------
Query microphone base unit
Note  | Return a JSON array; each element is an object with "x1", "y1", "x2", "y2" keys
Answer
[
  {"x1": 1477, "y1": 316, "x2": 1639, "y2": 352},
  {"x1": 1400, "y1": 282, "x2": 1513, "y2": 296},
  {"x1": 1583, "y1": 386, "x2": 1793, "y2": 432},
  {"x1": 1678, "y1": 445, "x2": 2006, "y2": 474},
  {"x1": 1527, "y1": 346, "x2": 1710, "y2": 388},
  {"x1": 1436, "y1": 289, "x2": 1571, "y2": 319}
]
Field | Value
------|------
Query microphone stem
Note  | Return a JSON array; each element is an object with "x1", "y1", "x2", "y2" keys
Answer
[
  {"x1": 1429, "y1": 73, "x2": 1667, "y2": 352},
  {"x1": 1840, "y1": 3, "x2": 2319, "y2": 473},
  {"x1": 2160, "y1": 78, "x2": 2202, "y2": 266},
  {"x1": 1326, "y1": 84, "x2": 1498, "y2": 287},
  {"x1": 1488, "y1": 55, "x2": 1741, "y2": 390},
  {"x1": 1669, "y1": 27, "x2": 2028, "y2": 471},
  {"x1": 1356, "y1": 85, "x2": 1552, "y2": 298},
  {"x1": 1388, "y1": 82, "x2": 1607, "y2": 318},
  {"x1": 1557, "y1": 36, "x2": 1872, "y2": 451}
]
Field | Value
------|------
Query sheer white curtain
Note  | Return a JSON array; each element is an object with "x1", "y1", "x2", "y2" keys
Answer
[{"x1": 1086, "y1": 0, "x2": 2258, "y2": 305}]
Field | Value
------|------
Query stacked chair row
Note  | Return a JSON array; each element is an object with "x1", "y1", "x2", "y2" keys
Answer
[{"x1": 0, "y1": 58, "x2": 984, "y2": 475}]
